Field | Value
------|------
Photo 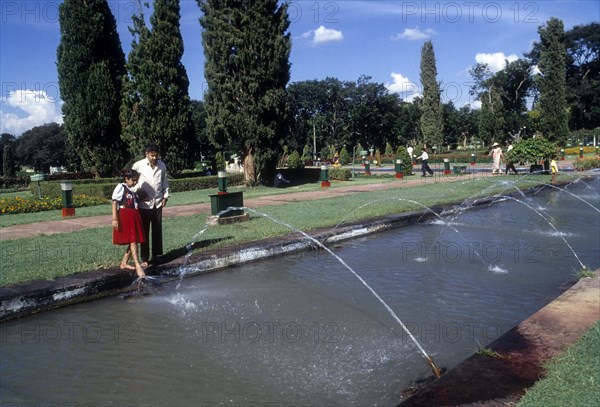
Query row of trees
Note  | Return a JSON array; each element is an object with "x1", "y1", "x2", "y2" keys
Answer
[{"x1": 3, "y1": 0, "x2": 598, "y2": 183}]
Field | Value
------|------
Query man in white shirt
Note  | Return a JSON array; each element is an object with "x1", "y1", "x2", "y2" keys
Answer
[
  {"x1": 132, "y1": 143, "x2": 169, "y2": 265},
  {"x1": 416, "y1": 147, "x2": 434, "y2": 177}
]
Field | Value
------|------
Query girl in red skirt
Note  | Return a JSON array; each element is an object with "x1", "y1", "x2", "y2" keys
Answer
[{"x1": 112, "y1": 169, "x2": 146, "y2": 278}]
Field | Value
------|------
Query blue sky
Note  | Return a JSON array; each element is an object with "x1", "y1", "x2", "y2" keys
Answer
[{"x1": 1, "y1": 0, "x2": 598, "y2": 135}]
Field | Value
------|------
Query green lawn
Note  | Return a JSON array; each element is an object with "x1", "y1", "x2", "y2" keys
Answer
[
  {"x1": 517, "y1": 321, "x2": 600, "y2": 407},
  {"x1": 0, "y1": 174, "x2": 571, "y2": 287}
]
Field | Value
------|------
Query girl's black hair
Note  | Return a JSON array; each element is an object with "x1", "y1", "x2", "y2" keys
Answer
[{"x1": 121, "y1": 168, "x2": 140, "y2": 180}]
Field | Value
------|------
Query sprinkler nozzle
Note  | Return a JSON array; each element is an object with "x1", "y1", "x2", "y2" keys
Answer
[{"x1": 427, "y1": 356, "x2": 443, "y2": 379}]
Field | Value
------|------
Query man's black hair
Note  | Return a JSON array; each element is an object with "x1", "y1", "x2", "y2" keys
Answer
[{"x1": 145, "y1": 143, "x2": 160, "y2": 154}]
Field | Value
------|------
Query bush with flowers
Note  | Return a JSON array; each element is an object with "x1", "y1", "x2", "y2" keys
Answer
[
  {"x1": 573, "y1": 156, "x2": 600, "y2": 171},
  {"x1": 0, "y1": 194, "x2": 108, "y2": 215}
]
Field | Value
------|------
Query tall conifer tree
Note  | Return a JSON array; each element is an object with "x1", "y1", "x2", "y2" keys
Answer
[
  {"x1": 419, "y1": 41, "x2": 444, "y2": 148},
  {"x1": 57, "y1": 0, "x2": 127, "y2": 177},
  {"x1": 537, "y1": 18, "x2": 569, "y2": 144},
  {"x1": 121, "y1": 0, "x2": 195, "y2": 174},
  {"x1": 199, "y1": 0, "x2": 291, "y2": 185}
]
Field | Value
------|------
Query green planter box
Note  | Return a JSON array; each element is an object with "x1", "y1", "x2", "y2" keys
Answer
[{"x1": 209, "y1": 191, "x2": 244, "y2": 217}]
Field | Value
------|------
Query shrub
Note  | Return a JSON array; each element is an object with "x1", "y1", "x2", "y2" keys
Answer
[
  {"x1": 573, "y1": 156, "x2": 600, "y2": 171},
  {"x1": 28, "y1": 174, "x2": 246, "y2": 200},
  {"x1": 1, "y1": 176, "x2": 29, "y2": 190},
  {"x1": 395, "y1": 147, "x2": 413, "y2": 175},
  {"x1": 0, "y1": 195, "x2": 108, "y2": 215},
  {"x1": 339, "y1": 146, "x2": 350, "y2": 165},
  {"x1": 507, "y1": 137, "x2": 557, "y2": 164},
  {"x1": 329, "y1": 167, "x2": 351, "y2": 181},
  {"x1": 287, "y1": 150, "x2": 303, "y2": 169}
]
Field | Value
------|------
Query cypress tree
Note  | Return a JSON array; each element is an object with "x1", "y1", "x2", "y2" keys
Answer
[
  {"x1": 537, "y1": 18, "x2": 569, "y2": 144},
  {"x1": 419, "y1": 41, "x2": 444, "y2": 148},
  {"x1": 57, "y1": 0, "x2": 127, "y2": 177},
  {"x1": 3, "y1": 145, "x2": 16, "y2": 177},
  {"x1": 121, "y1": 0, "x2": 195, "y2": 174},
  {"x1": 199, "y1": 0, "x2": 291, "y2": 185}
]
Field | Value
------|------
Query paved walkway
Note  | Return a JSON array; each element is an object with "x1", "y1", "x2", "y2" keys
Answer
[{"x1": 1, "y1": 173, "x2": 486, "y2": 241}]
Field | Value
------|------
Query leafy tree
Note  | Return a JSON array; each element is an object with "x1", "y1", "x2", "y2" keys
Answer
[
  {"x1": 57, "y1": 0, "x2": 127, "y2": 177},
  {"x1": 565, "y1": 23, "x2": 600, "y2": 131},
  {"x1": 419, "y1": 41, "x2": 444, "y2": 147},
  {"x1": 301, "y1": 144, "x2": 312, "y2": 162},
  {"x1": 121, "y1": 0, "x2": 196, "y2": 174},
  {"x1": 14, "y1": 123, "x2": 75, "y2": 172},
  {"x1": 3, "y1": 145, "x2": 17, "y2": 177},
  {"x1": 396, "y1": 99, "x2": 422, "y2": 146},
  {"x1": 536, "y1": 18, "x2": 569, "y2": 144},
  {"x1": 478, "y1": 88, "x2": 504, "y2": 145},
  {"x1": 200, "y1": 0, "x2": 292, "y2": 185}
]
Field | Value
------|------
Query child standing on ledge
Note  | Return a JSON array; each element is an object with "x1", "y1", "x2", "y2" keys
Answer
[{"x1": 112, "y1": 169, "x2": 146, "y2": 278}]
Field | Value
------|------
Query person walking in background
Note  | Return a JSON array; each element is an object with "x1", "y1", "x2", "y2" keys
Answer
[
  {"x1": 490, "y1": 142, "x2": 503, "y2": 175},
  {"x1": 416, "y1": 147, "x2": 434, "y2": 177},
  {"x1": 132, "y1": 143, "x2": 169, "y2": 266},
  {"x1": 111, "y1": 169, "x2": 146, "y2": 278},
  {"x1": 551, "y1": 156, "x2": 559, "y2": 184},
  {"x1": 504, "y1": 141, "x2": 518, "y2": 175}
]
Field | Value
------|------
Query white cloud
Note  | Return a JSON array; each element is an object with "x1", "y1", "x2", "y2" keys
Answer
[
  {"x1": 392, "y1": 27, "x2": 437, "y2": 41},
  {"x1": 475, "y1": 52, "x2": 519, "y2": 72},
  {"x1": 302, "y1": 25, "x2": 344, "y2": 45},
  {"x1": 1, "y1": 90, "x2": 63, "y2": 135},
  {"x1": 385, "y1": 72, "x2": 422, "y2": 102}
]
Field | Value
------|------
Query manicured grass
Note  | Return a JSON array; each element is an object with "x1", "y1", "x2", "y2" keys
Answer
[
  {"x1": 0, "y1": 176, "x2": 399, "y2": 227},
  {"x1": 0, "y1": 174, "x2": 563, "y2": 287},
  {"x1": 517, "y1": 321, "x2": 600, "y2": 407}
]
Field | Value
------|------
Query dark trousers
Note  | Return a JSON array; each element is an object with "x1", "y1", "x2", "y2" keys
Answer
[
  {"x1": 422, "y1": 160, "x2": 433, "y2": 176},
  {"x1": 505, "y1": 162, "x2": 518, "y2": 174},
  {"x1": 139, "y1": 207, "x2": 163, "y2": 262}
]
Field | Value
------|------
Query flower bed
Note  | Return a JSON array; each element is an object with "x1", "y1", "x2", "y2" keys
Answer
[
  {"x1": 0, "y1": 195, "x2": 108, "y2": 215},
  {"x1": 573, "y1": 156, "x2": 600, "y2": 171}
]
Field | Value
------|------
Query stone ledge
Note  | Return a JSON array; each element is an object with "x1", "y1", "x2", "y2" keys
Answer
[{"x1": 399, "y1": 270, "x2": 600, "y2": 406}]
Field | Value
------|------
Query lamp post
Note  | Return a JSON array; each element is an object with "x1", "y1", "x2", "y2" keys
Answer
[
  {"x1": 217, "y1": 171, "x2": 228, "y2": 195},
  {"x1": 395, "y1": 159, "x2": 403, "y2": 179},
  {"x1": 320, "y1": 165, "x2": 330, "y2": 188},
  {"x1": 60, "y1": 181, "x2": 75, "y2": 217}
]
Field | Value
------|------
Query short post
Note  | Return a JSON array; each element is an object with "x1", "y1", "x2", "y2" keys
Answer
[
  {"x1": 560, "y1": 149, "x2": 565, "y2": 160},
  {"x1": 443, "y1": 158, "x2": 451, "y2": 175},
  {"x1": 320, "y1": 165, "x2": 330, "y2": 188},
  {"x1": 364, "y1": 160, "x2": 371, "y2": 176},
  {"x1": 217, "y1": 171, "x2": 228, "y2": 195},
  {"x1": 470, "y1": 153, "x2": 476, "y2": 166},
  {"x1": 395, "y1": 159, "x2": 403, "y2": 179},
  {"x1": 60, "y1": 181, "x2": 75, "y2": 217},
  {"x1": 30, "y1": 174, "x2": 45, "y2": 199},
  {"x1": 596, "y1": 146, "x2": 599, "y2": 157},
  {"x1": 579, "y1": 147, "x2": 584, "y2": 158}
]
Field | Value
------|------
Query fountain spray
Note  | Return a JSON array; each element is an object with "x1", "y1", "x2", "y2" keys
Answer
[{"x1": 239, "y1": 207, "x2": 445, "y2": 380}]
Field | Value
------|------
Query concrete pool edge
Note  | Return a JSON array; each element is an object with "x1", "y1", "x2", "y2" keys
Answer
[
  {"x1": 398, "y1": 268, "x2": 600, "y2": 406},
  {"x1": 0, "y1": 195, "x2": 500, "y2": 322}
]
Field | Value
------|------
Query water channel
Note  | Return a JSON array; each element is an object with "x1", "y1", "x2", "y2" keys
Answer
[{"x1": 1, "y1": 177, "x2": 599, "y2": 406}]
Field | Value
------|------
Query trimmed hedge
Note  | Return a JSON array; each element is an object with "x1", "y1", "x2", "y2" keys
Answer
[
  {"x1": 29, "y1": 173, "x2": 246, "y2": 199},
  {"x1": 329, "y1": 167, "x2": 351, "y2": 181}
]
